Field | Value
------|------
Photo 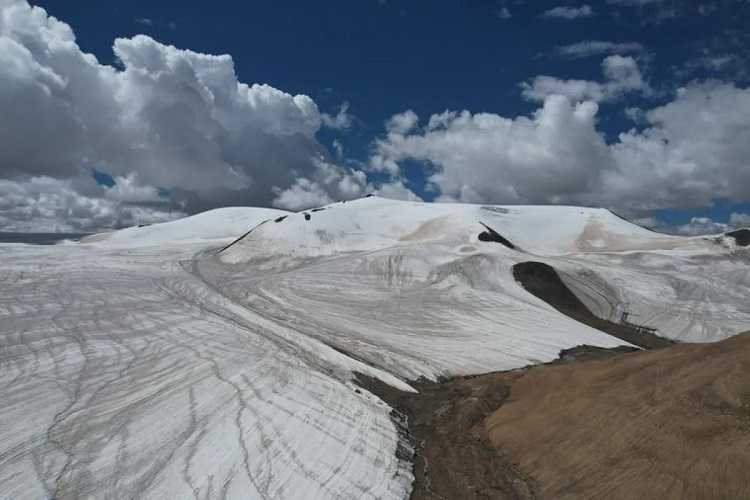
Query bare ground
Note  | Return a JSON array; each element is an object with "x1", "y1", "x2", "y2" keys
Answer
[
  {"x1": 356, "y1": 371, "x2": 538, "y2": 500},
  {"x1": 486, "y1": 332, "x2": 750, "y2": 500},
  {"x1": 362, "y1": 333, "x2": 750, "y2": 500}
]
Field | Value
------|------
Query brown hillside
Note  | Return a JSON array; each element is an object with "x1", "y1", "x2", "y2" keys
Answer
[{"x1": 486, "y1": 333, "x2": 750, "y2": 500}]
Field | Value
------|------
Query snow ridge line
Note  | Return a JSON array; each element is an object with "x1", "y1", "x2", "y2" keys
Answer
[{"x1": 216, "y1": 219, "x2": 271, "y2": 254}]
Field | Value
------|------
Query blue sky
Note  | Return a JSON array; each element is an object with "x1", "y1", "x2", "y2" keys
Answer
[
  {"x1": 2, "y1": 0, "x2": 750, "y2": 232},
  {"x1": 34, "y1": 1, "x2": 748, "y2": 132}
]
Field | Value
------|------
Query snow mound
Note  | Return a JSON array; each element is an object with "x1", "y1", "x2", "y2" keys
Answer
[
  {"x1": 219, "y1": 197, "x2": 701, "y2": 264},
  {"x1": 82, "y1": 206, "x2": 289, "y2": 246},
  {"x1": 215, "y1": 197, "x2": 748, "y2": 344}
]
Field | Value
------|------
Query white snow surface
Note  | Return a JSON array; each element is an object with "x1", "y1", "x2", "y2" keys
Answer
[
  {"x1": 1, "y1": 197, "x2": 748, "y2": 499},
  {"x1": 81, "y1": 206, "x2": 289, "y2": 246}
]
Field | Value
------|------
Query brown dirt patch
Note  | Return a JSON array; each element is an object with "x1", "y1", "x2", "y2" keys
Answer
[
  {"x1": 361, "y1": 334, "x2": 750, "y2": 499},
  {"x1": 486, "y1": 332, "x2": 750, "y2": 500}
]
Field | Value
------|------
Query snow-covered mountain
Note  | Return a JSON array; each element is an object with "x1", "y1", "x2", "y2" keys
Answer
[
  {"x1": 218, "y1": 196, "x2": 749, "y2": 344},
  {"x1": 82, "y1": 206, "x2": 288, "y2": 246},
  {"x1": 1, "y1": 196, "x2": 748, "y2": 499}
]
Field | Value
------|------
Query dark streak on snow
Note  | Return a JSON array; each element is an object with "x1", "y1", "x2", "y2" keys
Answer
[
  {"x1": 727, "y1": 229, "x2": 750, "y2": 247},
  {"x1": 512, "y1": 261, "x2": 674, "y2": 350},
  {"x1": 216, "y1": 219, "x2": 270, "y2": 254},
  {"x1": 477, "y1": 222, "x2": 517, "y2": 250}
]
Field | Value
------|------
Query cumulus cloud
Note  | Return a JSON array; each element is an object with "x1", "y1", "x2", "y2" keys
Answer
[
  {"x1": 108, "y1": 34, "x2": 323, "y2": 196},
  {"x1": 555, "y1": 41, "x2": 644, "y2": 59},
  {"x1": 371, "y1": 82, "x2": 750, "y2": 216},
  {"x1": 104, "y1": 174, "x2": 164, "y2": 203},
  {"x1": 372, "y1": 97, "x2": 609, "y2": 205},
  {"x1": 522, "y1": 55, "x2": 647, "y2": 102},
  {"x1": 0, "y1": 176, "x2": 186, "y2": 232},
  {"x1": 371, "y1": 180, "x2": 423, "y2": 202},
  {"x1": 541, "y1": 5, "x2": 595, "y2": 19},
  {"x1": 0, "y1": 0, "x2": 380, "y2": 230},
  {"x1": 609, "y1": 83, "x2": 750, "y2": 210},
  {"x1": 271, "y1": 157, "x2": 367, "y2": 210},
  {"x1": 672, "y1": 217, "x2": 729, "y2": 235},
  {"x1": 670, "y1": 212, "x2": 750, "y2": 236},
  {"x1": 271, "y1": 155, "x2": 420, "y2": 210},
  {"x1": 387, "y1": 110, "x2": 420, "y2": 135}
]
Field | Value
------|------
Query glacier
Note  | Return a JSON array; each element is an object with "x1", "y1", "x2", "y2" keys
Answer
[{"x1": 1, "y1": 196, "x2": 748, "y2": 498}]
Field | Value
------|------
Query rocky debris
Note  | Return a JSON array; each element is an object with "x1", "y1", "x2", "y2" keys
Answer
[{"x1": 356, "y1": 373, "x2": 538, "y2": 500}]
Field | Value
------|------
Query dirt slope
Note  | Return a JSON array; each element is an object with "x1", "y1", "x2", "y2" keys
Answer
[
  {"x1": 362, "y1": 334, "x2": 750, "y2": 499},
  {"x1": 486, "y1": 332, "x2": 750, "y2": 500}
]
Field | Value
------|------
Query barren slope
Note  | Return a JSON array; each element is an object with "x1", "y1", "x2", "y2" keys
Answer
[
  {"x1": 485, "y1": 333, "x2": 750, "y2": 500},
  {"x1": 364, "y1": 334, "x2": 750, "y2": 500}
]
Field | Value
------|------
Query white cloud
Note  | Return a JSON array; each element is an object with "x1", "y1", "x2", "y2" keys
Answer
[
  {"x1": 271, "y1": 154, "x2": 421, "y2": 210},
  {"x1": 673, "y1": 217, "x2": 728, "y2": 235},
  {"x1": 372, "y1": 180, "x2": 422, "y2": 202},
  {"x1": 729, "y1": 212, "x2": 750, "y2": 227},
  {"x1": 321, "y1": 102, "x2": 354, "y2": 130},
  {"x1": 541, "y1": 5, "x2": 595, "y2": 19},
  {"x1": 271, "y1": 157, "x2": 367, "y2": 210},
  {"x1": 387, "y1": 110, "x2": 419, "y2": 134},
  {"x1": 0, "y1": 0, "x2": 363, "y2": 229},
  {"x1": 669, "y1": 213, "x2": 750, "y2": 236},
  {"x1": 555, "y1": 40, "x2": 644, "y2": 59},
  {"x1": 0, "y1": 176, "x2": 185, "y2": 232},
  {"x1": 609, "y1": 83, "x2": 750, "y2": 209},
  {"x1": 372, "y1": 82, "x2": 750, "y2": 216},
  {"x1": 522, "y1": 55, "x2": 647, "y2": 103},
  {"x1": 369, "y1": 110, "x2": 422, "y2": 176},
  {"x1": 104, "y1": 174, "x2": 164, "y2": 203},
  {"x1": 2, "y1": 0, "x2": 747, "y2": 232},
  {"x1": 271, "y1": 178, "x2": 334, "y2": 211},
  {"x1": 497, "y1": 7, "x2": 512, "y2": 19},
  {"x1": 372, "y1": 96, "x2": 609, "y2": 206}
]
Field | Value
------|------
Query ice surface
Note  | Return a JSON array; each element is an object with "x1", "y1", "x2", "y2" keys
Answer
[{"x1": 1, "y1": 197, "x2": 748, "y2": 498}]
